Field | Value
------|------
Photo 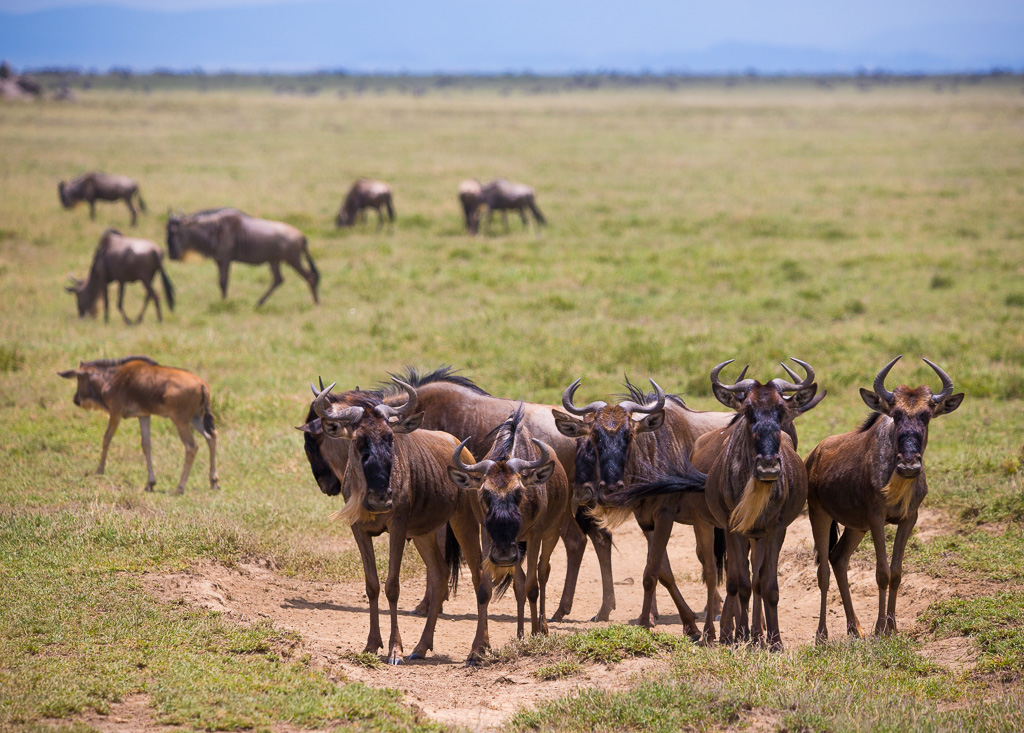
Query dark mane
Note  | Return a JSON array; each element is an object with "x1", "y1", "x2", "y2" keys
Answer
[
  {"x1": 384, "y1": 365, "x2": 492, "y2": 397},
  {"x1": 858, "y1": 412, "x2": 884, "y2": 432},
  {"x1": 619, "y1": 377, "x2": 686, "y2": 407},
  {"x1": 190, "y1": 207, "x2": 240, "y2": 218},
  {"x1": 83, "y1": 354, "x2": 158, "y2": 368},
  {"x1": 485, "y1": 404, "x2": 527, "y2": 461}
]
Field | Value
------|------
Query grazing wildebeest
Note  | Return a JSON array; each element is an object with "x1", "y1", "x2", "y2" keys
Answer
[
  {"x1": 382, "y1": 365, "x2": 617, "y2": 623},
  {"x1": 479, "y1": 178, "x2": 546, "y2": 233},
  {"x1": 65, "y1": 229, "x2": 175, "y2": 325},
  {"x1": 448, "y1": 406, "x2": 572, "y2": 638},
  {"x1": 458, "y1": 179, "x2": 483, "y2": 234},
  {"x1": 682, "y1": 359, "x2": 824, "y2": 649},
  {"x1": 166, "y1": 208, "x2": 320, "y2": 307},
  {"x1": 806, "y1": 356, "x2": 963, "y2": 640},
  {"x1": 58, "y1": 355, "x2": 218, "y2": 494},
  {"x1": 58, "y1": 172, "x2": 147, "y2": 226},
  {"x1": 302, "y1": 379, "x2": 490, "y2": 664},
  {"x1": 553, "y1": 377, "x2": 733, "y2": 639},
  {"x1": 335, "y1": 179, "x2": 395, "y2": 228}
]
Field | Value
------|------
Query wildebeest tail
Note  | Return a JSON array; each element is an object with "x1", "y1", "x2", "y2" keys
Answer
[
  {"x1": 303, "y1": 238, "x2": 320, "y2": 286},
  {"x1": 528, "y1": 199, "x2": 546, "y2": 225},
  {"x1": 159, "y1": 261, "x2": 175, "y2": 311},
  {"x1": 445, "y1": 522, "x2": 462, "y2": 596},
  {"x1": 714, "y1": 527, "x2": 726, "y2": 584},
  {"x1": 135, "y1": 188, "x2": 147, "y2": 213},
  {"x1": 601, "y1": 462, "x2": 707, "y2": 509},
  {"x1": 201, "y1": 385, "x2": 215, "y2": 436},
  {"x1": 829, "y1": 520, "x2": 839, "y2": 555}
]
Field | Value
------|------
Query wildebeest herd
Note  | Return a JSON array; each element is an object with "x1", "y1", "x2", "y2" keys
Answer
[{"x1": 57, "y1": 169, "x2": 964, "y2": 665}]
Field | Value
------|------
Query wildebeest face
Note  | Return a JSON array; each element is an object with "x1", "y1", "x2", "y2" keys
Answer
[
  {"x1": 64, "y1": 276, "x2": 96, "y2": 318},
  {"x1": 165, "y1": 216, "x2": 183, "y2": 260},
  {"x1": 58, "y1": 181, "x2": 71, "y2": 208},
  {"x1": 58, "y1": 365, "x2": 107, "y2": 412},
  {"x1": 572, "y1": 437, "x2": 598, "y2": 505},
  {"x1": 860, "y1": 356, "x2": 964, "y2": 479}
]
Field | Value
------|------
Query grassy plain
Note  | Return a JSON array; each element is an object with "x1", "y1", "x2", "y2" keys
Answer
[{"x1": 1, "y1": 75, "x2": 1023, "y2": 730}]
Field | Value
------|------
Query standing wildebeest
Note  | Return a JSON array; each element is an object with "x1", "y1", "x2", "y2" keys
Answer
[
  {"x1": 166, "y1": 208, "x2": 320, "y2": 307},
  {"x1": 58, "y1": 172, "x2": 147, "y2": 226},
  {"x1": 458, "y1": 179, "x2": 483, "y2": 234},
  {"x1": 302, "y1": 379, "x2": 491, "y2": 664},
  {"x1": 335, "y1": 179, "x2": 395, "y2": 228},
  {"x1": 553, "y1": 377, "x2": 733, "y2": 639},
  {"x1": 682, "y1": 359, "x2": 823, "y2": 649},
  {"x1": 383, "y1": 365, "x2": 617, "y2": 623},
  {"x1": 806, "y1": 356, "x2": 963, "y2": 640},
  {"x1": 448, "y1": 407, "x2": 572, "y2": 638},
  {"x1": 479, "y1": 178, "x2": 546, "y2": 233},
  {"x1": 65, "y1": 229, "x2": 175, "y2": 325},
  {"x1": 58, "y1": 355, "x2": 218, "y2": 494}
]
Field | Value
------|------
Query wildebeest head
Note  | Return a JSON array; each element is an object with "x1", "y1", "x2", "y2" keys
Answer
[
  {"x1": 552, "y1": 378, "x2": 666, "y2": 501},
  {"x1": 306, "y1": 378, "x2": 424, "y2": 513},
  {"x1": 710, "y1": 358, "x2": 824, "y2": 482},
  {"x1": 64, "y1": 273, "x2": 97, "y2": 318},
  {"x1": 58, "y1": 181, "x2": 72, "y2": 208},
  {"x1": 165, "y1": 211, "x2": 186, "y2": 260},
  {"x1": 859, "y1": 356, "x2": 964, "y2": 479},
  {"x1": 448, "y1": 426, "x2": 556, "y2": 567},
  {"x1": 58, "y1": 362, "x2": 107, "y2": 411}
]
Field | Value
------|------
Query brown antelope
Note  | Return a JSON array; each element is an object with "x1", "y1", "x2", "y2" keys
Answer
[
  {"x1": 301, "y1": 379, "x2": 490, "y2": 664},
  {"x1": 380, "y1": 366, "x2": 617, "y2": 623},
  {"x1": 553, "y1": 377, "x2": 734, "y2": 638},
  {"x1": 58, "y1": 172, "x2": 147, "y2": 225},
  {"x1": 65, "y1": 229, "x2": 175, "y2": 325},
  {"x1": 166, "y1": 208, "x2": 319, "y2": 307},
  {"x1": 689, "y1": 359, "x2": 824, "y2": 649},
  {"x1": 58, "y1": 356, "x2": 218, "y2": 494},
  {"x1": 806, "y1": 356, "x2": 963, "y2": 640},
  {"x1": 448, "y1": 406, "x2": 572, "y2": 639},
  {"x1": 335, "y1": 179, "x2": 395, "y2": 228},
  {"x1": 479, "y1": 178, "x2": 546, "y2": 233},
  {"x1": 458, "y1": 179, "x2": 483, "y2": 234}
]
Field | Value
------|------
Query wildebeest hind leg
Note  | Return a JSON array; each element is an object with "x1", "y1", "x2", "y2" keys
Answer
[
  {"x1": 652, "y1": 513, "x2": 701, "y2": 638},
  {"x1": 139, "y1": 416, "x2": 156, "y2": 491},
  {"x1": 409, "y1": 531, "x2": 445, "y2": 660},
  {"x1": 172, "y1": 421, "x2": 198, "y2": 495},
  {"x1": 190, "y1": 413, "x2": 218, "y2": 490},
  {"x1": 125, "y1": 196, "x2": 138, "y2": 226},
  {"x1": 116, "y1": 282, "x2": 133, "y2": 325},
  {"x1": 808, "y1": 499, "x2": 834, "y2": 642},
  {"x1": 410, "y1": 532, "x2": 440, "y2": 616},
  {"x1": 550, "y1": 512, "x2": 585, "y2": 622},
  {"x1": 830, "y1": 526, "x2": 867, "y2": 637},
  {"x1": 256, "y1": 261, "x2": 284, "y2": 307},
  {"x1": 138, "y1": 280, "x2": 161, "y2": 323}
]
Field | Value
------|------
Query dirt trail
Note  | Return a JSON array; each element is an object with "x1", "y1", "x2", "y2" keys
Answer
[{"x1": 144, "y1": 508, "x2": 983, "y2": 730}]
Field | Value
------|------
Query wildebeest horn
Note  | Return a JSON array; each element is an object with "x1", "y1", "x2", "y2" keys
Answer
[
  {"x1": 710, "y1": 360, "x2": 756, "y2": 393},
  {"x1": 873, "y1": 355, "x2": 901, "y2": 404},
  {"x1": 375, "y1": 377, "x2": 418, "y2": 419},
  {"x1": 450, "y1": 436, "x2": 495, "y2": 475},
  {"x1": 562, "y1": 378, "x2": 607, "y2": 415},
  {"x1": 507, "y1": 438, "x2": 554, "y2": 475},
  {"x1": 771, "y1": 357, "x2": 815, "y2": 393},
  {"x1": 312, "y1": 381, "x2": 364, "y2": 424},
  {"x1": 619, "y1": 378, "x2": 666, "y2": 414},
  {"x1": 923, "y1": 358, "x2": 954, "y2": 404}
]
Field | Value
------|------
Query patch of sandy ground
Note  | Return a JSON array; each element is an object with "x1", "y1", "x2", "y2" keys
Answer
[{"x1": 93, "y1": 508, "x2": 997, "y2": 731}]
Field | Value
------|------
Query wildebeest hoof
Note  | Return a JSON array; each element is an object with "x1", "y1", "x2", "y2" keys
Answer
[
  {"x1": 388, "y1": 654, "x2": 404, "y2": 666},
  {"x1": 408, "y1": 651, "x2": 426, "y2": 661},
  {"x1": 172, "y1": 486, "x2": 185, "y2": 496},
  {"x1": 144, "y1": 482, "x2": 155, "y2": 492},
  {"x1": 591, "y1": 610, "x2": 612, "y2": 622},
  {"x1": 549, "y1": 610, "x2": 566, "y2": 622}
]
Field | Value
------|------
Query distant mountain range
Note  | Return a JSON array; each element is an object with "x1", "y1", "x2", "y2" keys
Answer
[{"x1": 2, "y1": 3, "x2": 1022, "y2": 74}]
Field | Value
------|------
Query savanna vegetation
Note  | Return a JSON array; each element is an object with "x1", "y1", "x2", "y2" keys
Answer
[{"x1": 1, "y1": 72, "x2": 1023, "y2": 731}]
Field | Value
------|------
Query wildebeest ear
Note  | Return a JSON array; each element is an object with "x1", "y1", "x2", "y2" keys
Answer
[
  {"x1": 787, "y1": 384, "x2": 819, "y2": 410},
  {"x1": 794, "y1": 389, "x2": 827, "y2": 416},
  {"x1": 711, "y1": 383, "x2": 745, "y2": 410},
  {"x1": 391, "y1": 411, "x2": 424, "y2": 434},
  {"x1": 933, "y1": 392, "x2": 965, "y2": 416},
  {"x1": 447, "y1": 465, "x2": 481, "y2": 490},
  {"x1": 859, "y1": 387, "x2": 891, "y2": 414},
  {"x1": 296, "y1": 418, "x2": 322, "y2": 434},
  {"x1": 634, "y1": 409, "x2": 665, "y2": 433},
  {"x1": 552, "y1": 409, "x2": 590, "y2": 438},
  {"x1": 521, "y1": 461, "x2": 555, "y2": 487},
  {"x1": 57, "y1": 369, "x2": 80, "y2": 379}
]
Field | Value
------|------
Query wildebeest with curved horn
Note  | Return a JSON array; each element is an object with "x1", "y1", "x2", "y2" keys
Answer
[
  {"x1": 380, "y1": 365, "x2": 618, "y2": 623},
  {"x1": 300, "y1": 378, "x2": 490, "y2": 664},
  {"x1": 806, "y1": 356, "x2": 963, "y2": 640},
  {"x1": 684, "y1": 358, "x2": 824, "y2": 649},
  {"x1": 448, "y1": 406, "x2": 572, "y2": 639},
  {"x1": 553, "y1": 377, "x2": 733, "y2": 639},
  {"x1": 66, "y1": 229, "x2": 175, "y2": 324},
  {"x1": 479, "y1": 178, "x2": 546, "y2": 233},
  {"x1": 335, "y1": 179, "x2": 395, "y2": 228},
  {"x1": 458, "y1": 179, "x2": 483, "y2": 234},
  {"x1": 58, "y1": 172, "x2": 147, "y2": 226},
  {"x1": 166, "y1": 208, "x2": 319, "y2": 307}
]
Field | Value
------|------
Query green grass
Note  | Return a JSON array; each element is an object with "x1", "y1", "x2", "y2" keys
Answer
[
  {"x1": 489, "y1": 625, "x2": 684, "y2": 666},
  {"x1": 922, "y1": 592, "x2": 1024, "y2": 678}
]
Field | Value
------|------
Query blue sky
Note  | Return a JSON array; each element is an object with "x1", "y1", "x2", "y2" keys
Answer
[{"x1": 2, "y1": 1, "x2": 1022, "y2": 73}]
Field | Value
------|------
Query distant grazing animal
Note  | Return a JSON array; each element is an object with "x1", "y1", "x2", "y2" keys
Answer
[
  {"x1": 554, "y1": 377, "x2": 733, "y2": 639},
  {"x1": 806, "y1": 356, "x2": 963, "y2": 640},
  {"x1": 335, "y1": 179, "x2": 395, "y2": 228},
  {"x1": 479, "y1": 178, "x2": 546, "y2": 233},
  {"x1": 58, "y1": 172, "x2": 147, "y2": 226},
  {"x1": 448, "y1": 407, "x2": 572, "y2": 639},
  {"x1": 58, "y1": 355, "x2": 218, "y2": 495},
  {"x1": 65, "y1": 229, "x2": 175, "y2": 324},
  {"x1": 458, "y1": 179, "x2": 483, "y2": 234},
  {"x1": 166, "y1": 208, "x2": 319, "y2": 307},
  {"x1": 302, "y1": 379, "x2": 489, "y2": 664}
]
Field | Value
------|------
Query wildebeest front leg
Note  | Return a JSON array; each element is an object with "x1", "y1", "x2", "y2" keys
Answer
[
  {"x1": 591, "y1": 524, "x2": 616, "y2": 621},
  {"x1": 256, "y1": 261, "x2": 284, "y2": 307},
  {"x1": 513, "y1": 562, "x2": 527, "y2": 638},
  {"x1": 96, "y1": 414, "x2": 122, "y2": 475},
  {"x1": 89, "y1": 199, "x2": 96, "y2": 220},
  {"x1": 352, "y1": 528, "x2": 383, "y2": 654},
  {"x1": 138, "y1": 416, "x2": 156, "y2": 491},
  {"x1": 536, "y1": 532, "x2": 559, "y2": 635},
  {"x1": 692, "y1": 520, "x2": 720, "y2": 642},
  {"x1": 884, "y1": 510, "x2": 918, "y2": 634},
  {"x1": 518, "y1": 207, "x2": 528, "y2": 228},
  {"x1": 385, "y1": 524, "x2": 408, "y2": 664},
  {"x1": 524, "y1": 537, "x2": 542, "y2": 635},
  {"x1": 449, "y1": 502, "x2": 490, "y2": 664},
  {"x1": 756, "y1": 527, "x2": 786, "y2": 650},
  {"x1": 723, "y1": 530, "x2": 752, "y2": 644},
  {"x1": 409, "y1": 530, "x2": 446, "y2": 660},
  {"x1": 102, "y1": 284, "x2": 110, "y2": 324},
  {"x1": 116, "y1": 282, "x2": 132, "y2": 325},
  {"x1": 171, "y1": 420, "x2": 199, "y2": 495},
  {"x1": 551, "y1": 512, "x2": 585, "y2": 622},
  {"x1": 217, "y1": 260, "x2": 231, "y2": 299}
]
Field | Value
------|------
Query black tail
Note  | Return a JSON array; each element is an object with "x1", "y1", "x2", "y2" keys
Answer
[
  {"x1": 201, "y1": 385, "x2": 215, "y2": 436},
  {"x1": 303, "y1": 239, "x2": 320, "y2": 297},
  {"x1": 601, "y1": 462, "x2": 707, "y2": 509},
  {"x1": 829, "y1": 520, "x2": 839, "y2": 555},
  {"x1": 445, "y1": 523, "x2": 462, "y2": 597},
  {"x1": 714, "y1": 527, "x2": 726, "y2": 584},
  {"x1": 528, "y1": 199, "x2": 546, "y2": 225},
  {"x1": 159, "y1": 262, "x2": 175, "y2": 311},
  {"x1": 136, "y1": 188, "x2": 147, "y2": 213}
]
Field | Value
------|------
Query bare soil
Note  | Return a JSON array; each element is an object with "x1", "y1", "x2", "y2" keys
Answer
[{"x1": 141, "y1": 508, "x2": 994, "y2": 731}]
